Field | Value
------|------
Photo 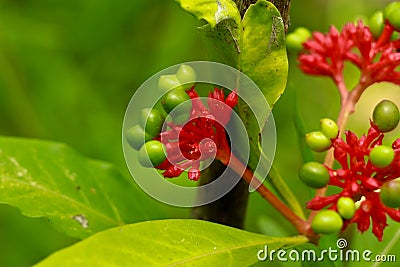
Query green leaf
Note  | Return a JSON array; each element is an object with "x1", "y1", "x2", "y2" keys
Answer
[
  {"x1": 241, "y1": 0, "x2": 288, "y2": 107},
  {"x1": 36, "y1": 219, "x2": 308, "y2": 266},
  {"x1": 0, "y1": 137, "x2": 158, "y2": 239},
  {"x1": 175, "y1": 0, "x2": 241, "y2": 28}
]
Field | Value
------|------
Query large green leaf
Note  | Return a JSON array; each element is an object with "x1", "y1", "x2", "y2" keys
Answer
[
  {"x1": 36, "y1": 219, "x2": 308, "y2": 266},
  {"x1": 0, "y1": 137, "x2": 159, "y2": 239}
]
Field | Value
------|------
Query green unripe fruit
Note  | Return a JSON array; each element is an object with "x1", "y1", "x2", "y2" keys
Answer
[
  {"x1": 138, "y1": 140, "x2": 166, "y2": 168},
  {"x1": 305, "y1": 131, "x2": 332, "y2": 152},
  {"x1": 176, "y1": 64, "x2": 197, "y2": 86},
  {"x1": 384, "y1": 2, "x2": 400, "y2": 29},
  {"x1": 286, "y1": 27, "x2": 311, "y2": 50},
  {"x1": 370, "y1": 145, "x2": 395, "y2": 168},
  {"x1": 286, "y1": 33, "x2": 304, "y2": 50},
  {"x1": 372, "y1": 100, "x2": 400, "y2": 132},
  {"x1": 125, "y1": 125, "x2": 152, "y2": 150},
  {"x1": 139, "y1": 108, "x2": 165, "y2": 138},
  {"x1": 311, "y1": 210, "x2": 343, "y2": 234},
  {"x1": 369, "y1": 11, "x2": 384, "y2": 39},
  {"x1": 337, "y1": 197, "x2": 356, "y2": 219},
  {"x1": 158, "y1": 74, "x2": 180, "y2": 92},
  {"x1": 380, "y1": 179, "x2": 400, "y2": 208},
  {"x1": 386, "y1": 8, "x2": 400, "y2": 30},
  {"x1": 299, "y1": 162, "x2": 330, "y2": 188},
  {"x1": 161, "y1": 88, "x2": 191, "y2": 114},
  {"x1": 320, "y1": 118, "x2": 339, "y2": 139}
]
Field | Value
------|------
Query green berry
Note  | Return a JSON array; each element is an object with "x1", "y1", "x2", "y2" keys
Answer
[
  {"x1": 337, "y1": 197, "x2": 356, "y2": 219},
  {"x1": 139, "y1": 108, "x2": 165, "y2": 138},
  {"x1": 311, "y1": 210, "x2": 343, "y2": 234},
  {"x1": 380, "y1": 179, "x2": 400, "y2": 208},
  {"x1": 305, "y1": 131, "x2": 332, "y2": 152},
  {"x1": 158, "y1": 74, "x2": 180, "y2": 92},
  {"x1": 387, "y1": 8, "x2": 400, "y2": 30},
  {"x1": 369, "y1": 11, "x2": 384, "y2": 39},
  {"x1": 286, "y1": 27, "x2": 311, "y2": 50},
  {"x1": 372, "y1": 100, "x2": 400, "y2": 132},
  {"x1": 125, "y1": 125, "x2": 152, "y2": 150},
  {"x1": 299, "y1": 162, "x2": 330, "y2": 188},
  {"x1": 286, "y1": 33, "x2": 304, "y2": 50},
  {"x1": 176, "y1": 64, "x2": 197, "y2": 86},
  {"x1": 370, "y1": 145, "x2": 395, "y2": 168},
  {"x1": 384, "y1": 2, "x2": 400, "y2": 30},
  {"x1": 161, "y1": 88, "x2": 191, "y2": 114},
  {"x1": 138, "y1": 140, "x2": 166, "y2": 168},
  {"x1": 320, "y1": 118, "x2": 338, "y2": 139}
]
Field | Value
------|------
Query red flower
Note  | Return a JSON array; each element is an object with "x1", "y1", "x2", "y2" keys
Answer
[
  {"x1": 156, "y1": 87, "x2": 238, "y2": 181},
  {"x1": 299, "y1": 21, "x2": 400, "y2": 87},
  {"x1": 307, "y1": 122, "x2": 400, "y2": 241}
]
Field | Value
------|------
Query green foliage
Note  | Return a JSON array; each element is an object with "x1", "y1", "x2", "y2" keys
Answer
[
  {"x1": 0, "y1": 137, "x2": 160, "y2": 239},
  {"x1": 35, "y1": 219, "x2": 308, "y2": 266}
]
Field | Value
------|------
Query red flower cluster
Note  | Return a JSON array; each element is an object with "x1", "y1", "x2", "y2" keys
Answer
[
  {"x1": 156, "y1": 87, "x2": 238, "y2": 181},
  {"x1": 307, "y1": 123, "x2": 400, "y2": 240},
  {"x1": 299, "y1": 21, "x2": 400, "y2": 87}
]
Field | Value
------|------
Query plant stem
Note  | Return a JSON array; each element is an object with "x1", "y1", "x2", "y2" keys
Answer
[{"x1": 228, "y1": 153, "x2": 314, "y2": 237}]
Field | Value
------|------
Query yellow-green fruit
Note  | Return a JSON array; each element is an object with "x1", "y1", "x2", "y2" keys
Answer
[
  {"x1": 369, "y1": 11, "x2": 384, "y2": 39},
  {"x1": 370, "y1": 145, "x2": 395, "y2": 168},
  {"x1": 161, "y1": 88, "x2": 191, "y2": 114},
  {"x1": 138, "y1": 140, "x2": 166, "y2": 168},
  {"x1": 305, "y1": 131, "x2": 332, "y2": 152},
  {"x1": 320, "y1": 118, "x2": 339, "y2": 139},
  {"x1": 299, "y1": 162, "x2": 330, "y2": 188},
  {"x1": 139, "y1": 108, "x2": 165, "y2": 138},
  {"x1": 158, "y1": 74, "x2": 180, "y2": 92},
  {"x1": 337, "y1": 197, "x2": 356, "y2": 219},
  {"x1": 311, "y1": 210, "x2": 343, "y2": 234},
  {"x1": 176, "y1": 64, "x2": 197, "y2": 86},
  {"x1": 125, "y1": 125, "x2": 152, "y2": 150}
]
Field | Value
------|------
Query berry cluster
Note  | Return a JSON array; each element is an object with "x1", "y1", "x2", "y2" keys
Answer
[
  {"x1": 125, "y1": 65, "x2": 238, "y2": 181},
  {"x1": 300, "y1": 100, "x2": 400, "y2": 240}
]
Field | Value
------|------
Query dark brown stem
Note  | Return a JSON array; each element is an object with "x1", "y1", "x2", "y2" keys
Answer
[
  {"x1": 235, "y1": 0, "x2": 291, "y2": 32},
  {"x1": 191, "y1": 160, "x2": 249, "y2": 228},
  {"x1": 228, "y1": 153, "x2": 315, "y2": 238}
]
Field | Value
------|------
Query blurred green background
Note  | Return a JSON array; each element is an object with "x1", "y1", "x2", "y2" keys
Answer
[{"x1": 0, "y1": 0, "x2": 399, "y2": 266}]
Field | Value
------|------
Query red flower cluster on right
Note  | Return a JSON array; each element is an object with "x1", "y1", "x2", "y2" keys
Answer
[
  {"x1": 298, "y1": 19, "x2": 400, "y2": 87},
  {"x1": 307, "y1": 122, "x2": 400, "y2": 241}
]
